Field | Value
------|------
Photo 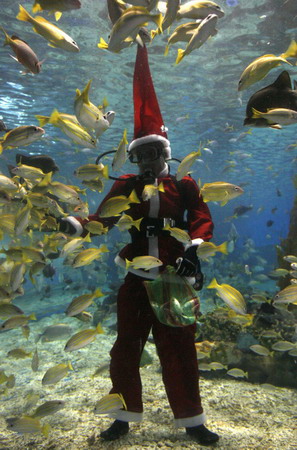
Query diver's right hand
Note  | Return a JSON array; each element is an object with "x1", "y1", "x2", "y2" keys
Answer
[{"x1": 57, "y1": 218, "x2": 77, "y2": 235}]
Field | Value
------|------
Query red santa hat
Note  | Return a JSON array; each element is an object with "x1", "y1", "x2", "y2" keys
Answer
[{"x1": 128, "y1": 44, "x2": 171, "y2": 160}]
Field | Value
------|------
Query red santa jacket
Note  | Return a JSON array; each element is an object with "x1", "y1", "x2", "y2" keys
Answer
[{"x1": 70, "y1": 168, "x2": 213, "y2": 278}]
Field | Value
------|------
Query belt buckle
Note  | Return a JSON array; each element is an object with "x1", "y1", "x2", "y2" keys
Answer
[
  {"x1": 163, "y1": 218, "x2": 175, "y2": 228},
  {"x1": 146, "y1": 225, "x2": 156, "y2": 238}
]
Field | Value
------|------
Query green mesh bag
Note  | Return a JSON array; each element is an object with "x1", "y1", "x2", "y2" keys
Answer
[{"x1": 143, "y1": 266, "x2": 200, "y2": 327}]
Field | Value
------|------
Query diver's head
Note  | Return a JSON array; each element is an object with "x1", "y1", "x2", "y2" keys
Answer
[{"x1": 128, "y1": 140, "x2": 167, "y2": 177}]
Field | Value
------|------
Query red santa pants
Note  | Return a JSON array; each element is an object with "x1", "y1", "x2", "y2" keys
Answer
[{"x1": 109, "y1": 273, "x2": 204, "y2": 422}]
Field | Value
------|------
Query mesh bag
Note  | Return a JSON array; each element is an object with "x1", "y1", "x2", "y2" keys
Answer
[{"x1": 143, "y1": 266, "x2": 200, "y2": 327}]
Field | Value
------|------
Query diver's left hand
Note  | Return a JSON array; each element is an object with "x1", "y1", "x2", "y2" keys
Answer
[{"x1": 176, "y1": 246, "x2": 203, "y2": 282}]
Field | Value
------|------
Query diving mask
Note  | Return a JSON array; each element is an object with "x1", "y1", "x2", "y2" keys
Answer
[{"x1": 128, "y1": 144, "x2": 163, "y2": 164}]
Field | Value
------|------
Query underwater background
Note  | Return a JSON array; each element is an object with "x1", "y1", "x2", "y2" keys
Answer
[{"x1": 0, "y1": 0, "x2": 297, "y2": 448}]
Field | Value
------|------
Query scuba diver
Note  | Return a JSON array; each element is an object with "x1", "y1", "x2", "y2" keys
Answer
[{"x1": 58, "y1": 44, "x2": 219, "y2": 446}]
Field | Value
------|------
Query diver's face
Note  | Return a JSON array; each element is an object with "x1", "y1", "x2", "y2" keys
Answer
[{"x1": 130, "y1": 143, "x2": 166, "y2": 176}]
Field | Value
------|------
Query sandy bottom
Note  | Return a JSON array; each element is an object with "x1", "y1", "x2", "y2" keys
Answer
[{"x1": 0, "y1": 312, "x2": 296, "y2": 449}]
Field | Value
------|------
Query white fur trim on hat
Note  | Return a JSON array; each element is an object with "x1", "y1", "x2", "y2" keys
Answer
[{"x1": 128, "y1": 134, "x2": 171, "y2": 160}]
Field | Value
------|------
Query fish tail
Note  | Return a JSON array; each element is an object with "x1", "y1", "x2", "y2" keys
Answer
[
  {"x1": 100, "y1": 244, "x2": 109, "y2": 253},
  {"x1": 17, "y1": 5, "x2": 32, "y2": 23},
  {"x1": 96, "y1": 323, "x2": 104, "y2": 334},
  {"x1": 94, "y1": 288, "x2": 102, "y2": 298},
  {"x1": 128, "y1": 189, "x2": 140, "y2": 204},
  {"x1": 134, "y1": 217, "x2": 143, "y2": 231},
  {"x1": 218, "y1": 241, "x2": 228, "y2": 255},
  {"x1": 175, "y1": 48, "x2": 184, "y2": 65},
  {"x1": 29, "y1": 313, "x2": 37, "y2": 321},
  {"x1": 41, "y1": 423, "x2": 51, "y2": 438},
  {"x1": 97, "y1": 37, "x2": 108, "y2": 49},
  {"x1": 125, "y1": 258, "x2": 132, "y2": 269},
  {"x1": 84, "y1": 232, "x2": 92, "y2": 243},
  {"x1": 35, "y1": 115, "x2": 50, "y2": 127},
  {"x1": 207, "y1": 278, "x2": 219, "y2": 289},
  {"x1": 68, "y1": 361, "x2": 74, "y2": 370},
  {"x1": 281, "y1": 39, "x2": 297, "y2": 59}
]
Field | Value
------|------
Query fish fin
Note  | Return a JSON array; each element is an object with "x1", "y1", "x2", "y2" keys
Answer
[
  {"x1": 29, "y1": 272, "x2": 36, "y2": 284},
  {"x1": 97, "y1": 37, "x2": 108, "y2": 49},
  {"x1": 281, "y1": 39, "x2": 297, "y2": 59},
  {"x1": 35, "y1": 115, "x2": 49, "y2": 127},
  {"x1": 48, "y1": 42, "x2": 58, "y2": 48},
  {"x1": 99, "y1": 244, "x2": 109, "y2": 253},
  {"x1": 151, "y1": 29, "x2": 159, "y2": 39},
  {"x1": 0, "y1": 26, "x2": 11, "y2": 45},
  {"x1": 153, "y1": 13, "x2": 163, "y2": 33},
  {"x1": 269, "y1": 124, "x2": 282, "y2": 129},
  {"x1": 175, "y1": 48, "x2": 184, "y2": 65},
  {"x1": 49, "y1": 109, "x2": 60, "y2": 124},
  {"x1": 103, "y1": 164, "x2": 109, "y2": 179},
  {"x1": 251, "y1": 107, "x2": 265, "y2": 119},
  {"x1": 9, "y1": 54, "x2": 20, "y2": 63},
  {"x1": 54, "y1": 11, "x2": 62, "y2": 21},
  {"x1": 125, "y1": 258, "x2": 131, "y2": 269},
  {"x1": 98, "y1": 96, "x2": 109, "y2": 110},
  {"x1": 32, "y1": 2, "x2": 42, "y2": 13},
  {"x1": 81, "y1": 80, "x2": 92, "y2": 103},
  {"x1": 16, "y1": 5, "x2": 32, "y2": 22},
  {"x1": 220, "y1": 199, "x2": 228, "y2": 206}
]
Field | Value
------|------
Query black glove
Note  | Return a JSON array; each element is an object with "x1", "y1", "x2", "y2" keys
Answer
[{"x1": 176, "y1": 245, "x2": 203, "y2": 282}]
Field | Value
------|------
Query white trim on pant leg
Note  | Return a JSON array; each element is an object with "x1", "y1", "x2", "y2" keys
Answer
[
  {"x1": 110, "y1": 410, "x2": 143, "y2": 422},
  {"x1": 174, "y1": 412, "x2": 206, "y2": 428}
]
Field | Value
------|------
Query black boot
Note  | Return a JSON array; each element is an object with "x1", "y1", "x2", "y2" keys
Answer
[
  {"x1": 186, "y1": 424, "x2": 219, "y2": 446},
  {"x1": 100, "y1": 420, "x2": 129, "y2": 441}
]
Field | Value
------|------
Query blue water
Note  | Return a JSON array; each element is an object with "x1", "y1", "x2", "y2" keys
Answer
[{"x1": 0, "y1": 2, "x2": 297, "y2": 448}]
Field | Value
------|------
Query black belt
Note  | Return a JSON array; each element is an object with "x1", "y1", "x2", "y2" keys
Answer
[{"x1": 130, "y1": 217, "x2": 188, "y2": 239}]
